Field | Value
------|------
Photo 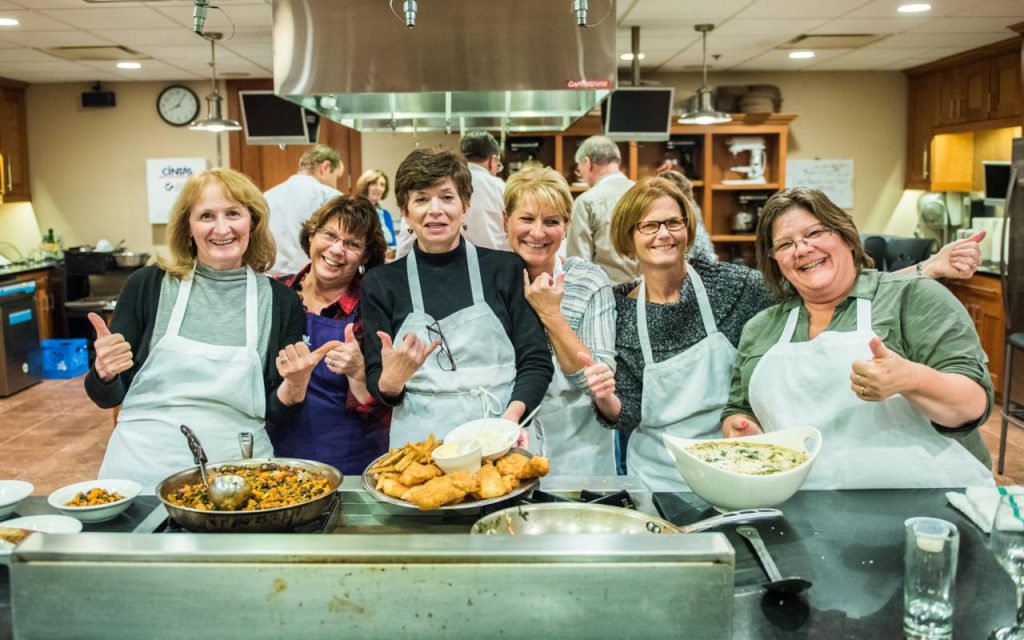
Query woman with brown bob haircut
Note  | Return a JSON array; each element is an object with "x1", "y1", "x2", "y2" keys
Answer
[
  {"x1": 361, "y1": 147, "x2": 552, "y2": 447},
  {"x1": 722, "y1": 187, "x2": 993, "y2": 489},
  {"x1": 271, "y1": 194, "x2": 393, "y2": 473},
  {"x1": 84, "y1": 168, "x2": 324, "y2": 492}
]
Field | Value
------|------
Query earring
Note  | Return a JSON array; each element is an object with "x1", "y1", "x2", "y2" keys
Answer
[
  {"x1": 462, "y1": 223, "x2": 469, "y2": 231},
  {"x1": 358, "y1": 265, "x2": 365, "y2": 275},
  {"x1": 406, "y1": 227, "x2": 414, "y2": 234}
]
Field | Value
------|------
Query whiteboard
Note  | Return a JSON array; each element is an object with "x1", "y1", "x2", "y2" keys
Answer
[
  {"x1": 146, "y1": 158, "x2": 208, "y2": 223},
  {"x1": 786, "y1": 159, "x2": 854, "y2": 209}
]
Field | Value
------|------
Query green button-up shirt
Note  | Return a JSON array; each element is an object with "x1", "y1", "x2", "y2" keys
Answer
[{"x1": 722, "y1": 270, "x2": 992, "y2": 465}]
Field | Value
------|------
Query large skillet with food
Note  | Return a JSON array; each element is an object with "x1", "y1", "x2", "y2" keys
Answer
[{"x1": 155, "y1": 458, "x2": 342, "y2": 532}]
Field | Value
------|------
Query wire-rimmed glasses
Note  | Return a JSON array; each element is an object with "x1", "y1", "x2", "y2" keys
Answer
[{"x1": 426, "y1": 320, "x2": 456, "y2": 371}]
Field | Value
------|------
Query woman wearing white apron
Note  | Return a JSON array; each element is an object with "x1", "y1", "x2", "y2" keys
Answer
[
  {"x1": 502, "y1": 168, "x2": 616, "y2": 476},
  {"x1": 361, "y1": 148, "x2": 552, "y2": 446},
  {"x1": 723, "y1": 187, "x2": 995, "y2": 489},
  {"x1": 579, "y1": 177, "x2": 775, "y2": 491},
  {"x1": 85, "y1": 169, "x2": 321, "y2": 493}
]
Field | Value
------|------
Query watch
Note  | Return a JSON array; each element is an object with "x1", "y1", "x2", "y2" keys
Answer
[{"x1": 156, "y1": 85, "x2": 200, "y2": 127}]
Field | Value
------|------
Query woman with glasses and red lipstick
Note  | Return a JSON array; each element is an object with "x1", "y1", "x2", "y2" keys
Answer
[
  {"x1": 272, "y1": 195, "x2": 392, "y2": 474},
  {"x1": 721, "y1": 187, "x2": 994, "y2": 489},
  {"x1": 360, "y1": 147, "x2": 552, "y2": 447}
]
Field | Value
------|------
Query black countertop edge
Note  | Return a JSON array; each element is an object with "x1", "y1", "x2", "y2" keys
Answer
[{"x1": 0, "y1": 259, "x2": 59, "y2": 279}]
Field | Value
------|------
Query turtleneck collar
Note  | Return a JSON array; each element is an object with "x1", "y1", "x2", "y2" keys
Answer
[
  {"x1": 412, "y1": 236, "x2": 466, "y2": 266},
  {"x1": 195, "y1": 261, "x2": 247, "y2": 282}
]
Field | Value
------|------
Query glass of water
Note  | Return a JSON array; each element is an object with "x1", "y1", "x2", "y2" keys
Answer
[
  {"x1": 990, "y1": 494, "x2": 1024, "y2": 640},
  {"x1": 904, "y1": 517, "x2": 959, "y2": 640}
]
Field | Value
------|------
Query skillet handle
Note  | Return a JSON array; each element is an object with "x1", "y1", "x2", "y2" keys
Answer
[
  {"x1": 678, "y1": 507, "x2": 782, "y2": 533},
  {"x1": 239, "y1": 432, "x2": 254, "y2": 459},
  {"x1": 180, "y1": 424, "x2": 208, "y2": 466}
]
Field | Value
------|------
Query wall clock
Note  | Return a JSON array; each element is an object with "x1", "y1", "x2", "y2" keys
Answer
[{"x1": 157, "y1": 85, "x2": 201, "y2": 126}]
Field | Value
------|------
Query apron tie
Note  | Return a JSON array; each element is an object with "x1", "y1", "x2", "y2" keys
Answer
[{"x1": 470, "y1": 386, "x2": 503, "y2": 417}]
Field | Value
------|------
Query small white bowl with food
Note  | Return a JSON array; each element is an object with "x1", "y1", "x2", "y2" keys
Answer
[
  {"x1": 0, "y1": 480, "x2": 33, "y2": 520},
  {"x1": 431, "y1": 439, "x2": 483, "y2": 475},
  {"x1": 445, "y1": 418, "x2": 520, "y2": 461},
  {"x1": 1, "y1": 514, "x2": 83, "y2": 565},
  {"x1": 664, "y1": 425, "x2": 822, "y2": 511},
  {"x1": 47, "y1": 479, "x2": 142, "y2": 523}
]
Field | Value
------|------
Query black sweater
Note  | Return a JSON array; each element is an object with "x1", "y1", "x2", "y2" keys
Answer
[
  {"x1": 360, "y1": 239, "x2": 553, "y2": 413},
  {"x1": 83, "y1": 265, "x2": 306, "y2": 428}
]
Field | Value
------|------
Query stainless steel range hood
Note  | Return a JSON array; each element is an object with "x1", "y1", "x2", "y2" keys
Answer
[{"x1": 273, "y1": 0, "x2": 617, "y2": 133}]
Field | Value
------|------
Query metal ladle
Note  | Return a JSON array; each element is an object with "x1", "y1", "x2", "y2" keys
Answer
[
  {"x1": 179, "y1": 425, "x2": 252, "y2": 511},
  {"x1": 737, "y1": 525, "x2": 812, "y2": 595}
]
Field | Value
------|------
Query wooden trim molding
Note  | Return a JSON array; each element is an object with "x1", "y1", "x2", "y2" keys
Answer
[{"x1": 904, "y1": 37, "x2": 1021, "y2": 77}]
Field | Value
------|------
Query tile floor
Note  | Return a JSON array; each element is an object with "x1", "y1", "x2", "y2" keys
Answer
[{"x1": 1, "y1": 376, "x2": 1022, "y2": 494}]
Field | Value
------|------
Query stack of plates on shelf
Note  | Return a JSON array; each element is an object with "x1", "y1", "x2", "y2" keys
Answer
[
  {"x1": 741, "y1": 85, "x2": 782, "y2": 114},
  {"x1": 713, "y1": 85, "x2": 748, "y2": 113}
]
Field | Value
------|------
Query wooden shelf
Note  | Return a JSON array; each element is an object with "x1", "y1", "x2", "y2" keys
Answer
[
  {"x1": 710, "y1": 234, "x2": 757, "y2": 243},
  {"x1": 711, "y1": 183, "x2": 781, "y2": 191}
]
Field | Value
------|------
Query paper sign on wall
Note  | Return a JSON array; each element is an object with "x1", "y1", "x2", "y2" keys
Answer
[
  {"x1": 146, "y1": 158, "x2": 208, "y2": 223},
  {"x1": 786, "y1": 159, "x2": 854, "y2": 209}
]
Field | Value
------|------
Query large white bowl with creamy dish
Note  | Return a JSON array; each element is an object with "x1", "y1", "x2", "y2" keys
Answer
[{"x1": 663, "y1": 426, "x2": 822, "y2": 511}]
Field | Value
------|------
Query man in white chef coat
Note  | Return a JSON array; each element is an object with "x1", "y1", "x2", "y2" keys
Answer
[
  {"x1": 265, "y1": 145, "x2": 344, "y2": 275},
  {"x1": 565, "y1": 135, "x2": 637, "y2": 284}
]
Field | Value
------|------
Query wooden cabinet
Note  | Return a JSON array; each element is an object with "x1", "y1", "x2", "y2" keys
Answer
[
  {"x1": 905, "y1": 73, "x2": 940, "y2": 189},
  {"x1": 990, "y1": 51, "x2": 1022, "y2": 121},
  {"x1": 0, "y1": 78, "x2": 30, "y2": 202},
  {"x1": 945, "y1": 274, "x2": 1005, "y2": 392},
  {"x1": 512, "y1": 114, "x2": 795, "y2": 265}
]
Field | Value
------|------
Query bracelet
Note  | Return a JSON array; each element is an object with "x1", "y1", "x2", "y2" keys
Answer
[{"x1": 915, "y1": 262, "x2": 924, "y2": 277}]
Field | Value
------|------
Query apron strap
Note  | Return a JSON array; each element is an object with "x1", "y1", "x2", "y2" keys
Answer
[
  {"x1": 244, "y1": 267, "x2": 257, "y2": 349},
  {"x1": 406, "y1": 249, "x2": 426, "y2": 314},
  {"x1": 636, "y1": 266, "x2": 718, "y2": 366},
  {"x1": 470, "y1": 385, "x2": 504, "y2": 417},
  {"x1": 465, "y1": 242, "x2": 485, "y2": 304},
  {"x1": 779, "y1": 307, "x2": 800, "y2": 343},
  {"x1": 166, "y1": 266, "x2": 195, "y2": 336},
  {"x1": 856, "y1": 297, "x2": 872, "y2": 333}
]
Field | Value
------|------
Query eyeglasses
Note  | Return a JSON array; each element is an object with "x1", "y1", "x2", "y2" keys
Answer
[
  {"x1": 496, "y1": 159, "x2": 504, "y2": 173},
  {"x1": 316, "y1": 229, "x2": 365, "y2": 254},
  {"x1": 769, "y1": 225, "x2": 835, "y2": 259},
  {"x1": 634, "y1": 217, "x2": 687, "y2": 235},
  {"x1": 426, "y1": 320, "x2": 456, "y2": 371}
]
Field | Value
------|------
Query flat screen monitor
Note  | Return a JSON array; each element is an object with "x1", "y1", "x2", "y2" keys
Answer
[
  {"x1": 602, "y1": 87, "x2": 674, "y2": 142},
  {"x1": 983, "y1": 160, "x2": 1011, "y2": 205},
  {"x1": 239, "y1": 91, "x2": 313, "y2": 145}
]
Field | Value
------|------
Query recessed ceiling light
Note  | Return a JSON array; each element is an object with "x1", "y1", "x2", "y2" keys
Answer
[
  {"x1": 0, "y1": 18, "x2": 19, "y2": 27},
  {"x1": 620, "y1": 53, "x2": 646, "y2": 61},
  {"x1": 897, "y1": 3, "x2": 931, "y2": 12},
  {"x1": 789, "y1": 51, "x2": 815, "y2": 59},
  {"x1": 116, "y1": 62, "x2": 141, "y2": 69}
]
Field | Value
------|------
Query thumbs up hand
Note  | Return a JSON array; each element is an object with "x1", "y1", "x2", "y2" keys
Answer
[
  {"x1": 578, "y1": 351, "x2": 615, "y2": 400},
  {"x1": 921, "y1": 230, "x2": 985, "y2": 279},
  {"x1": 376, "y1": 330, "x2": 440, "y2": 397},
  {"x1": 324, "y1": 323, "x2": 365, "y2": 379},
  {"x1": 88, "y1": 312, "x2": 132, "y2": 382},
  {"x1": 276, "y1": 338, "x2": 343, "y2": 386},
  {"x1": 850, "y1": 336, "x2": 916, "y2": 402},
  {"x1": 523, "y1": 269, "x2": 566, "y2": 322}
]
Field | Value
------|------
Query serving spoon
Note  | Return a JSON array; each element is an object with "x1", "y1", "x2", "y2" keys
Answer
[
  {"x1": 737, "y1": 525, "x2": 812, "y2": 595},
  {"x1": 179, "y1": 425, "x2": 252, "y2": 511}
]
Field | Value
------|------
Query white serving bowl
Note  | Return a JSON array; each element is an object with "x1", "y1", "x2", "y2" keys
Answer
[
  {"x1": 47, "y1": 479, "x2": 142, "y2": 523},
  {"x1": 445, "y1": 418, "x2": 520, "y2": 461},
  {"x1": 0, "y1": 515, "x2": 83, "y2": 565},
  {"x1": 432, "y1": 439, "x2": 483, "y2": 475},
  {"x1": 0, "y1": 480, "x2": 33, "y2": 520},
  {"x1": 663, "y1": 425, "x2": 822, "y2": 511}
]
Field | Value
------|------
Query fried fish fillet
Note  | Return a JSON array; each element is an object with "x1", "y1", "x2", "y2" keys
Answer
[
  {"x1": 446, "y1": 470, "x2": 479, "y2": 494},
  {"x1": 0, "y1": 527, "x2": 30, "y2": 545},
  {"x1": 475, "y1": 462, "x2": 507, "y2": 499},
  {"x1": 402, "y1": 476, "x2": 468, "y2": 510},
  {"x1": 399, "y1": 461, "x2": 443, "y2": 487},
  {"x1": 379, "y1": 474, "x2": 412, "y2": 499},
  {"x1": 495, "y1": 452, "x2": 550, "y2": 480}
]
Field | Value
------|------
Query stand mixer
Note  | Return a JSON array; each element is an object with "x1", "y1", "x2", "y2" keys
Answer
[{"x1": 723, "y1": 136, "x2": 767, "y2": 185}]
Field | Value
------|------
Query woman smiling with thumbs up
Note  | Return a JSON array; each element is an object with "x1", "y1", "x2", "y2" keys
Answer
[
  {"x1": 722, "y1": 187, "x2": 995, "y2": 489},
  {"x1": 272, "y1": 195, "x2": 392, "y2": 474},
  {"x1": 84, "y1": 168, "x2": 309, "y2": 492}
]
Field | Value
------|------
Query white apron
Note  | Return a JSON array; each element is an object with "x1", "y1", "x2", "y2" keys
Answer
[
  {"x1": 531, "y1": 260, "x2": 616, "y2": 476},
  {"x1": 748, "y1": 297, "x2": 994, "y2": 489},
  {"x1": 389, "y1": 243, "x2": 517, "y2": 446},
  {"x1": 627, "y1": 268, "x2": 737, "y2": 491},
  {"x1": 98, "y1": 267, "x2": 273, "y2": 493}
]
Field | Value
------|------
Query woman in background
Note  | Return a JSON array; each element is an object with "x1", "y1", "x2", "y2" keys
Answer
[{"x1": 356, "y1": 169, "x2": 397, "y2": 253}]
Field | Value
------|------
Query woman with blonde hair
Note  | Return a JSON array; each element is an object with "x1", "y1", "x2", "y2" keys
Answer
[
  {"x1": 355, "y1": 169, "x2": 397, "y2": 251},
  {"x1": 85, "y1": 168, "x2": 326, "y2": 491},
  {"x1": 503, "y1": 167, "x2": 616, "y2": 475}
]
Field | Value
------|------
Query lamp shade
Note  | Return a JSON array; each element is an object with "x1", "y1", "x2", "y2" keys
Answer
[
  {"x1": 190, "y1": 92, "x2": 241, "y2": 132},
  {"x1": 678, "y1": 88, "x2": 731, "y2": 125}
]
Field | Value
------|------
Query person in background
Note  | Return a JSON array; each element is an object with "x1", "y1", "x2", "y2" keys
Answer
[
  {"x1": 265, "y1": 145, "x2": 344, "y2": 276},
  {"x1": 272, "y1": 195, "x2": 391, "y2": 474},
  {"x1": 85, "y1": 168, "x2": 322, "y2": 492},
  {"x1": 721, "y1": 187, "x2": 994, "y2": 489},
  {"x1": 565, "y1": 135, "x2": 637, "y2": 285},
  {"x1": 657, "y1": 169, "x2": 716, "y2": 262},
  {"x1": 355, "y1": 169, "x2": 397, "y2": 254},
  {"x1": 503, "y1": 167, "x2": 616, "y2": 475},
  {"x1": 361, "y1": 147, "x2": 552, "y2": 446}
]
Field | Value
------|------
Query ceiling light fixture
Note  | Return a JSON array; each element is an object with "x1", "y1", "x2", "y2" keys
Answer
[
  {"x1": 897, "y1": 3, "x2": 931, "y2": 13},
  {"x1": 678, "y1": 24, "x2": 731, "y2": 126},
  {"x1": 190, "y1": 34, "x2": 241, "y2": 133},
  {"x1": 0, "y1": 18, "x2": 18, "y2": 27},
  {"x1": 788, "y1": 51, "x2": 815, "y2": 59},
  {"x1": 116, "y1": 61, "x2": 141, "y2": 69},
  {"x1": 620, "y1": 53, "x2": 646, "y2": 61}
]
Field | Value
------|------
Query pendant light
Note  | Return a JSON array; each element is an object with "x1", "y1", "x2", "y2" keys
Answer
[
  {"x1": 190, "y1": 34, "x2": 241, "y2": 133},
  {"x1": 678, "y1": 24, "x2": 731, "y2": 126}
]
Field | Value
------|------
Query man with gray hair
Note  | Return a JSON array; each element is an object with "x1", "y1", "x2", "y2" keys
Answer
[
  {"x1": 265, "y1": 145, "x2": 344, "y2": 275},
  {"x1": 458, "y1": 130, "x2": 509, "y2": 251},
  {"x1": 565, "y1": 135, "x2": 637, "y2": 283}
]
